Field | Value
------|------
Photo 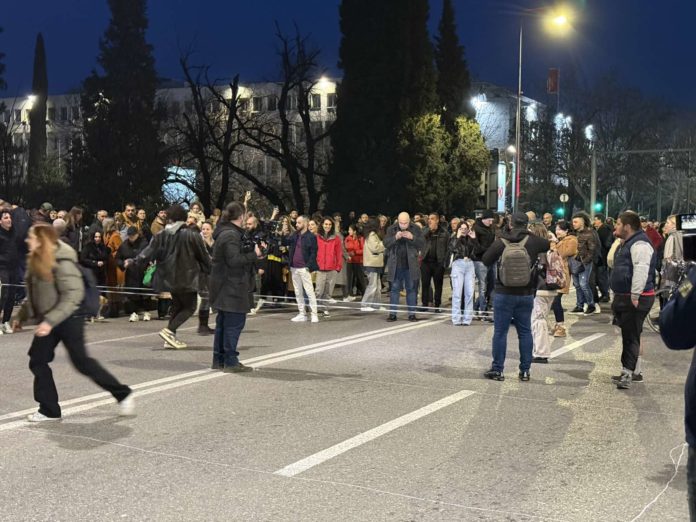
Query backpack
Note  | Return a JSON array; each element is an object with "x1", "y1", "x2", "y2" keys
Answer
[
  {"x1": 545, "y1": 249, "x2": 567, "y2": 290},
  {"x1": 57, "y1": 260, "x2": 101, "y2": 317},
  {"x1": 498, "y1": 236, "x2": 532, "y2": 287}
]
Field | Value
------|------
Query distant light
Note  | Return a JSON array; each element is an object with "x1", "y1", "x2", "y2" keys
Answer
[
  {"x1": 471, "y1": 93, "x2": 487, "y2": 110},
  {"x1": 506, "y1": 145, "x2": 517, "y2": 154},
  {"x1": 585, "y1": 124, "x2": 595, "y2": 142},
  {"x1": 553, "y1": 15, "x2": 568, "y2": 26},
  {"x1": 27, "y1": 94, "x2": 37, "y2": 103}
]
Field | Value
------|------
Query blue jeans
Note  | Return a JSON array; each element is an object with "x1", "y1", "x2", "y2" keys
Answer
[
  {"x1": 451, "y1": 259, "x2": 475, "y2": 325},
  {"x1": 473, "y1": 261, "x2": 488, "y2": 312},
  {"x1": 574, "y1": 262, "x2": 595, "y2": 307},
  {"x1": 389, "y1": 267, "x2": 417, "y2": 315},
  {"x1": 491, "y1": 293, "x2": 534, "y2": 373},
  {"x1": 213, "y1": 311, "x2": 247, "y2": 366}
]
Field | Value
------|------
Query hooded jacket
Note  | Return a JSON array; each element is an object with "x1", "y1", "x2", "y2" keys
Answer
[
  {"x1": 316, "y1": 233, "x2": 343, "y2": 272},
  {"x1": 18, "y1": 241, "x2": 84, "y2": 326}
]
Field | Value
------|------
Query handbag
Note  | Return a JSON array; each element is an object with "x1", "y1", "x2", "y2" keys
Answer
[
  {"x1": 143, "y1": 264, "x2": 157, "y2": 287},
  {"x1": 568, "y1": 256, "x2": 584, "y2": 275}
]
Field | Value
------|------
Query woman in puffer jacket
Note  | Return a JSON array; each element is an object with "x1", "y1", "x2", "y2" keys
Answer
[{"x1": 315, "y1": 217, "x2": 343, "y2": 317}]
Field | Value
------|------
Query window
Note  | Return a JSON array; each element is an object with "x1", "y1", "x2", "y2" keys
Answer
[
  {"x1": 267, "y1": 96, "x2": 277, "y2": 112},
  {"x1": 286, "y1": 95, "x2": 297, "y2": 111},
  {"x1": 14, "y1": 109, "x2": 21, "y2": 122},
  {"x1": 252, "y1": 96, "x2": 263, "y2": 112},
  {"x1": 47, "y1": 107, "x2": 56, "y2": 121},
  {"x1": 310, "y1": 121, "x2": 323, "y2": 136},
  {"x1": 60, "y1": 107, "x2": 68, "y2": 121},
  {"x1": 239, "y1": 98, "x2": 250, "y2": 112},
  {"x1": 71, "y1": 106, "x2": 80, "y2": 120},
  {"x1": 327, "y1": 93, "x2": 337, "y2": 109},
  {"x1": 310, "y1": 94, "x2": 321, "y2": 110}
]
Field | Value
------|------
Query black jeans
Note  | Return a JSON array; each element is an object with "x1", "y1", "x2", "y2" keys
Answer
[
  {"x1": 596, "y1": 265, "x2": 610, "y2": 299},
  {"x1": 420, "y1": 259, "x2": 444, "y2": 307},
  {"x1": 688, "y1": 446, "x2": 696, "y2": 521},
  {"x1": 0, "y1": 268, "x2": 17, "y2": 323},
  {"x1": 28, "y1": 315, "x2": 131, "y2": 418},
  {"x1": 551, "y1": 293, "x2": 564, "y2": 323},
  {"x1": 346, "y1": 263, "x2": 366, "y2": 296},
  {"x1": 168, "y1": 291, "x2": 198, "y2": 333},
  {"x1": 612, "y1": 294, "x2": 654, "y2": 372}
]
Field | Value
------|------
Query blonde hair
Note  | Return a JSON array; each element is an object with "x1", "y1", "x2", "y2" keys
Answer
[
  {"x1": 528, "y1": 223, "x2": 549, "y2": 239},
  {"x1": 28, "y1": 224, "x2": 58, "y2": 282}
]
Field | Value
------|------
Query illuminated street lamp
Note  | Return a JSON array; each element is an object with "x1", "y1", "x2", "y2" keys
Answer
[{"x1": 513, "y1": 5, "x2": 573, "y2": 212}]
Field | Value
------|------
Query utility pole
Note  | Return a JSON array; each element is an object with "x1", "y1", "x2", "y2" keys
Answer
[{"x1": 590, "y1": 149, "x2": 597, "y2": 220}]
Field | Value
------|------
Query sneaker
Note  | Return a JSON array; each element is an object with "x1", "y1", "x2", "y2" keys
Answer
[
  {"x1": 360, "y1": 306, "x2": 376, "y2": 312},
  {"x1": 310, "y1": 314, "x2": 320, "y2": 323},
  {"x1": 327, "y1": 298, "x2": 338, "y2": 304},
  {"x1": 27, "y1": 412, "x2": 61, "y2": 422},
  {"x1": 159, "y1": 328, "x2": 187, "y2": 349},
  {"x1": 290, "y1": 314, "x2": 307, "y2": 322},
  {"x1": 223, "y1": 362, "x2": 253, "y2": 373},
  {"x1": 142, "y1": 312, "x2": 151, "y2": 322},
  {"x1": 594, "y1": 304, "x2": 601, "y2": 314},
  {"x1": 322, "y1": 310, "x2": 331, "y2": 317},
  {"x1": 118, "y1": 394, "x2": 135, "y2": 416},
  {"x1": 386, "y1": 315, "x2": 397, "y2": 322},
  {"x1": 1, "y1": 321, "x2": 12, "y2": 334},
  {"x1": 519, "y1": 371, "x2": 531, "y2": 381},
  {"x1": 484, "y1": 369, "x2": 504, "y2": 381},
  {"x1": 612, "y1": 373, "x2": 643, "y2": 383},
  {"x1": 583, "y1": 303, "x2": 588, "y2": 313},
  {"x1": 616, "y1": 371, "x2": 632, "y2": 390},
  {"x1": 343, "y1": 296, "x2": 355, "y2": 302},
  {"x1": 95, "y1": 315, "x2": 105, "y2": 322},
  {"x1": 569, "y1": 307, "x2": 584, "y2": 314},
  {"x1": 378, "y1": 306, "x2": 388, "y2": 311},
  {"x1": 532, "y1": 357, "x2": 548, "y2": 364},
  {"x1": 253, "y1": 298, "x2": 266, "y2": 313},
  {"x1": 129, "y1": 312, "x2": 139, "y2": 322},
  {"x1": 553, "y1": 325, "x2": 567, "y2": 338},
  {"x1": 584, "y1": 305, "x2": 596, "y2": 315},
  {"x1": 408, "y1": 315, "x2": 418, "y2": 322}
]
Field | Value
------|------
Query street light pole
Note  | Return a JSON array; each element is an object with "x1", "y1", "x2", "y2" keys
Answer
[
  {"x1": 514, "y1": 23, "x2": 523, "y2": 214},
  {"x1": 590, "y1": 148, "x2": 597, "y2": 220}
]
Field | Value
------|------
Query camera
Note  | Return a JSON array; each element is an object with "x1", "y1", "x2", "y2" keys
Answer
[{"x1": 677, "y1": 214, "x2": 696, "y2": 262}]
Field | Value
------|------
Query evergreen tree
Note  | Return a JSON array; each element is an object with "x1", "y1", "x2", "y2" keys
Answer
[
  {"x1": 27, "y1": 33, "x2": 47, "y2": 189},
  {"x1": 434, "y1": 0, "x2": 474, "y2": 130},
  {"x1": 328, "y1": 0, "x2": 438, "y2": 215},
  {"x1": 76, "y1": 0, "x2": 164, "y2": 210}
]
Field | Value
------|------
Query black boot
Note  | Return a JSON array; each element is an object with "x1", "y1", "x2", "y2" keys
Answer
[{"x1": 198, "y1": 310, "x2": 214, "y2": 335}]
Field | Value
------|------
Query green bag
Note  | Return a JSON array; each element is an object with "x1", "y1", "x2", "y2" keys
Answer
[{"x1": 143, "y1": 264, "x2": 156, "y2": 287}]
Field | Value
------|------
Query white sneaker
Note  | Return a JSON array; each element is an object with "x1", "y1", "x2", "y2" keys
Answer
[
  {"x1": 291, "y1": 314, "x2": 307, "y2": 322},
  {"x1": 118, "y1": 395, "x2": 135, "y2": 416},
  {"x1": 95, "y1": 315, "x2": 105, "y2": 322},
  {"x1": 27, "y1": 412, "x2": 61, "y2": 423},
  {"x1": 129, "y1": 312, "x2": 139, "y2": 322},
  {"x1": 249, "y1": 308, "x2": 257, "y2": 316},
  {"x1": 254, "y1": 298, "x2": 266, "y2": 312},
  {"x1": 360, "y1": 306, "x2": 375, "y2": 312},
  {"x1": 583, "y1": 304, "x2": 588, "y2": 313},
  {"x1": 2, "y1": 322, "x2": 12, "y2": 334},
  {"x1": 323, "y1": 310, "x2": 331, "y2": 317},
  {"x1": 327, "y1": 298, "x2": 337, "y2": 304},
  {"x1": 142, "y1": 312, "x2": 151, "y2": 322},
  {"x1": 343, "y1": 296, "x2": 355, "y2": 302},
  {"x1": 378, "y1": 306, "x2": 387, "y2": 311},
  {"x1": 310, "y1": 314, "x2": 320, "y2": 323},
  {"x1": 594, "y1": 304, "x2": 601, "y2": 314},
  {"x1": 159, "y1": 328, "x2": 187, "y2": 349}
]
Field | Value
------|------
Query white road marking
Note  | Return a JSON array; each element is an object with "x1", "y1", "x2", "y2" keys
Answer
[
  {"x1": 0, "y1": 319, "x2": 445, "y2": 431},
  {"x1": 549, "y1": 332, "x2": 606, "y2": 359},
  {"x1": 273, "y1": 389, "x2": 476, "y2": 477}
]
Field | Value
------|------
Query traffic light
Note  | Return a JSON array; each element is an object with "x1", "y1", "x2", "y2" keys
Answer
[
  {"x1": 593, "y1": 202, "x2": 603, "y2": 212},
  {"x1": 556, "y1": 207, "x2": 565, "y2": 217}
]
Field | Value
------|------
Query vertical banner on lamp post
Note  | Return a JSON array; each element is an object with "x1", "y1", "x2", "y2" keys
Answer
[{"x1": 497, "y1": 162, "x2": 506, "y2": 213}]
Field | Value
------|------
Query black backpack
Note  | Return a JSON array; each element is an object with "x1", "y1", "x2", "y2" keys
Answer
[{"x1": 57, "y1": 260, "x2": 101, "y2": 317}]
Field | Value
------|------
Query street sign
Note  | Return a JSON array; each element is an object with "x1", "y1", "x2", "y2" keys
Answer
[{"x1": 559, "y1": 193, "x2": 569, "y2": 203}]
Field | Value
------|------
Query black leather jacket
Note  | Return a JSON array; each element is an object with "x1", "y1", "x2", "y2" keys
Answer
[{"x1": 447, "y1": 234, "x2": 479, "y2": 264}]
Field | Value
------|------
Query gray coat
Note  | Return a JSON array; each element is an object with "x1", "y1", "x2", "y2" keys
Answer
[
  {"x1": 209, "y1": 222, "x2": 259, "y2": 313},
  {"x1": 18, "y1": 241, "x2": 84, "y2": 327},
  {"x1": 383, "y1": 223, "x2": 425, "y2": 283}
]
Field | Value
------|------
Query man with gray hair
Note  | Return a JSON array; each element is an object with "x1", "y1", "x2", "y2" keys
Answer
[{"x1": 384, "y1": 212, "x2": 425, "y2": 322}]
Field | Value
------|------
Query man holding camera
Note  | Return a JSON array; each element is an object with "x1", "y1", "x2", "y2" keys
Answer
[
  {"x1": 610, "y1": 212, "x2": 657, "y2": 390},
  {"x1": 209, "y1": 202, "x2": 265, "y2": 372}
]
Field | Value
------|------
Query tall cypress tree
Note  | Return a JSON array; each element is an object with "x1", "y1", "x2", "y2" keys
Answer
[
  {"x1": 77, "y1": 0, "x2": 164, "y2": 210},
  {"x1": 328, "y1": 0, "x2": 438, "y2": 215},
  {"x1": 27, "y1": 33, "x2": 48, "y2": 186},
  {"x1": 434, "y1": 0, "x2": 474, "y2": 129}
]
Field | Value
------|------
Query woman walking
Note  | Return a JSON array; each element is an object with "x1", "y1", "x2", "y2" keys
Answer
[{"x1": 13, "y1": 224, "x2": 133, "y2": 421}]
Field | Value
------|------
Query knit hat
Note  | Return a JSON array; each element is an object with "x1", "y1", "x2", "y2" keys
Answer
[
  {"x1": 482, "y1": 209, "x2": 495, "y2": 220},
  {"x1": 511, "y1": 212, "x2": 529, "y2": 226}
]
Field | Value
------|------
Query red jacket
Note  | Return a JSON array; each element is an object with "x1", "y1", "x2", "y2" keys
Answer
[
  {"x1": 345, "y1": 235, "x2": 364, "y2": 265},
  {"x1": 316, "y1": 234, "x2": 343, "y2": 271}
]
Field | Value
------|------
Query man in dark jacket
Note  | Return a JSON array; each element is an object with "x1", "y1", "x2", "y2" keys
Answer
[
  {"x1": 610, "y1": 212, "x2": 656, "y2": 390},
  {"x1": 384, "y1": 212, "x2": 425, "y2": 321},
  {"x1": 137, "y1": 205, "x2": 211, "y2": 349},
  {"x1": 0, "y1": 208, "x2": 21, "y2": 333},
  {"x1": 570, "y1": 212, "x2": 598, "y2": 315},
  {"x1": 419, "y1": 213, "x2": 449, "y2": 312},
  {"x1": 117, "y1": 227, "x2": 149, "y2": 322},
  {"x1": 660, "y1": 265, "x2": 696, "y2": 518},
  {"x1": 282, "y1": 215, "x2": 319, "y2": 323},
  {"x1": 593, "y1": 214, "x2": 613, "y2": 303},
  {"x1": 209, "y1": 202, "x2": 263, "y2": 372},
  {"x1": 473, "y1": 210, "x2": 497, "y2": 319},
  {"x1": 482, "y1": 212, "x2": 550, "y2": 381}
]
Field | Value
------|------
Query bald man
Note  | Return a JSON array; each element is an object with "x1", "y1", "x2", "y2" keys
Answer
[{"x1": 383, "y1": 212, "x2": 425, "y2": 321}]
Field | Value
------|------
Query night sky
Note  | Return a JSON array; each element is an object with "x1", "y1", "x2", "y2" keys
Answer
[{"x1": 2, "y1": 0, "x2": 694, "y2": 109}]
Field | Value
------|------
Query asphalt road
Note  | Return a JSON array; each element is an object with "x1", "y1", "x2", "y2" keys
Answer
[{"x1": 0, "y1": 295, "x2": 692, "y2": 521}]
